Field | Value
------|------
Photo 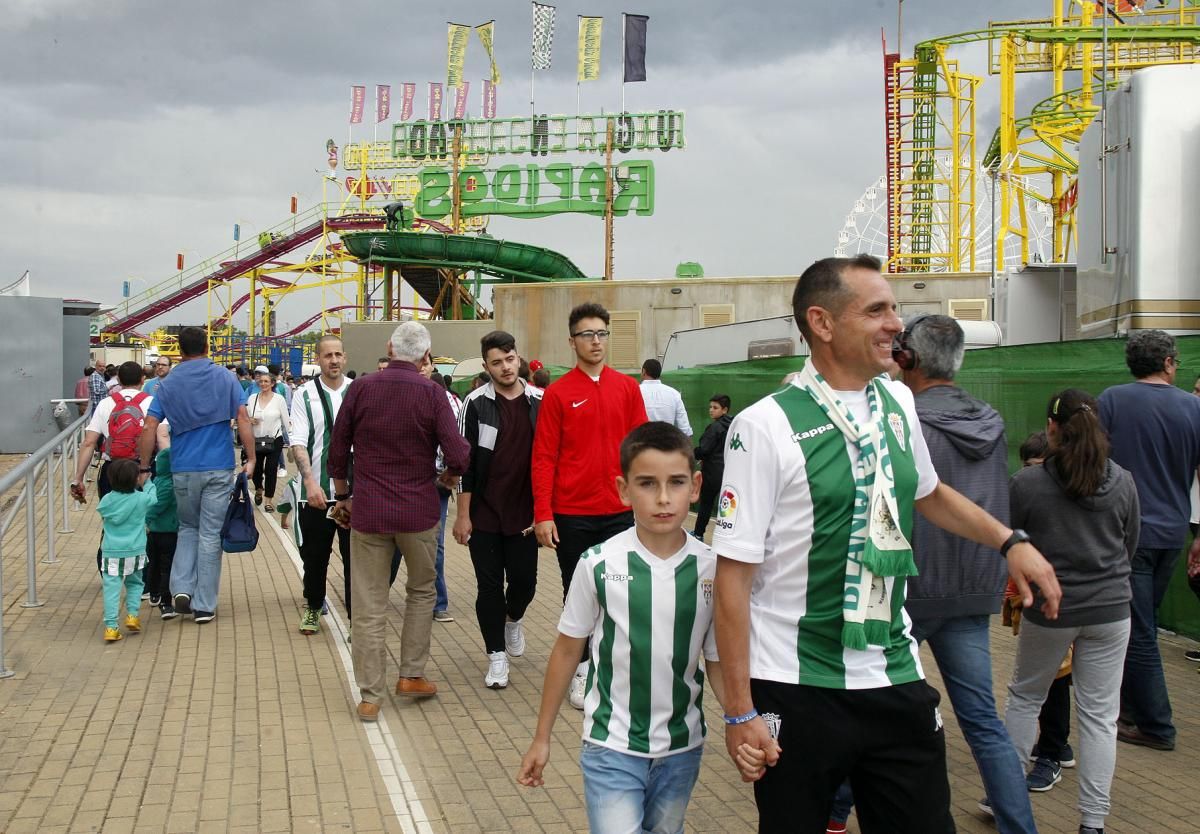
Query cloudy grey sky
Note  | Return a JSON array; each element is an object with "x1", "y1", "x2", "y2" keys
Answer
[{"x1": 1, "y1": 0, "x2": 1051, "y2": 331}]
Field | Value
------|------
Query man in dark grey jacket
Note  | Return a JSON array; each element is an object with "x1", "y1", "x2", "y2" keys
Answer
[
  {"x1": 896, "y1": 314, "x2": 1036, "y2": 834},
  {"x1": 452, "y1": 330, "x2": 542, "y2": 692}
]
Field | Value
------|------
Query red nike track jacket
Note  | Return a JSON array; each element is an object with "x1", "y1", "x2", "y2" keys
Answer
[{"x1": 532, "y1": 365, "x2": 648, "y2": 521}]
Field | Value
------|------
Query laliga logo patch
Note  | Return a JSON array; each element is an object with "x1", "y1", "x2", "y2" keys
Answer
[
  {"x1": 701, "y1": 579, "x2": 713, "y2": 605},
  {"x1": 887, "y1": 412, "x2": 906, "y2": 451},
  {"x1": 715, "y1": 487, "x2": 739, "y2": 530}
]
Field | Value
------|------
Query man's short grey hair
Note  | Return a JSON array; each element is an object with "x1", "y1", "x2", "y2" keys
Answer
[
  {"x1": 389, "y1": 321, "x2": 432, "y2": 363},
  {"x1": 909, "y1": 314, "x2": 965, "y2": 380},
  {"x1": 1125, "y1": 329, "x2": 1176, "y2": 379}
]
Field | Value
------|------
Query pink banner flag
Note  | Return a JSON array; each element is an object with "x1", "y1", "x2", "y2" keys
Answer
[
  {"x1": 376, "y1": 85, "x2": 391, "y2": 122},
  {"x1": 349, "y1": 85, "x2": 366, "y2": 124},
  {"x1": 482, "y1": 79, "x2": 497, "y2": 119},
  {"x1": 428, "y1": 82, "x2": 443, "y2": 120},
  {"x1": 453, "y1": 80, "x2": 471, "y2": 119},
  {"x1": 400, "y1": 82, "x2": 416, "y2": 120}
]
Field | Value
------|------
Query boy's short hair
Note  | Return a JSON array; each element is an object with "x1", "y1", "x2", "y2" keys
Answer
[
  {"x1": 620, "y1": 421, "x2": 695, "y2": 476},
  {"x1": 1019, "y1": 431, "x2": 1049, "y2": 463},
  {"x1": 107, "y1": 458, "x2": 139, "y2": 493},
  {"x1": 480, "y1": 330, "x2": 517, "y2": 359},
  {"x1": 568, "y1": 301, "x2": 610, "y2": 333},
  {"x1": 710, "y1": 393, "x2": 731, "y2": 410},
  {"x1": 532, "y1": 368, "x2": 551, "y2": 388}
]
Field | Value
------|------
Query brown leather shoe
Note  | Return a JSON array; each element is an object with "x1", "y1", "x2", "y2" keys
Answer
[
  {"x1": 356, "y1": 701, "x2": 380, "y2": 722},
  {"x1": 394, "y1": 676, "x2": 438, "y2": 698}
]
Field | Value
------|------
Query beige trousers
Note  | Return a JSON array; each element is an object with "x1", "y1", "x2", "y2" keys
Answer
[{"x1": 350, "y1": 525, "x2": 438, "y2": 704}]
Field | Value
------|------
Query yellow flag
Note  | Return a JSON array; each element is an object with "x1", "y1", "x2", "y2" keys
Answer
[
  {"x1": 447, "y1": 22, "x2": 471, "y2": 88},
  {"x1": 476, "y1": 21, "x2": 501, "y2": 85},
  {"x1": 577, "y1": 16, "x2": 602, "y2": 82}
]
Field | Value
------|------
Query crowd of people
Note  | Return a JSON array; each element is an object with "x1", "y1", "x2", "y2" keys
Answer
[{"x1": 67, "y1": 254, "x2": 1200, "y2": 834}]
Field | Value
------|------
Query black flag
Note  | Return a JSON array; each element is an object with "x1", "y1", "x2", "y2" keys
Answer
[{"x1": 623, "y1": 14, "x2": 648, "y2": 82}]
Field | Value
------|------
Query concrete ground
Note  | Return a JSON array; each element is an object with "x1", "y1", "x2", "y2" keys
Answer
[{"x1": 1, "y1": 469, "x2": 1198, "y2": 832}]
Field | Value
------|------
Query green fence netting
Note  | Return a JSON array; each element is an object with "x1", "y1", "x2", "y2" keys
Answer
[{"x1": 662, "y1": 337, "x2": 1200, "y2": 639}]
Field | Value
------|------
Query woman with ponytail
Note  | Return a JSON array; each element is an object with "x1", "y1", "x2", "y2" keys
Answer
[{"x1": 1004, "y1": 388, "x2": 1140, "y2": 834}]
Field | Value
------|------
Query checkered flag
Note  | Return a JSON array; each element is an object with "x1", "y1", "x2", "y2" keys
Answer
[{"x1": 532, "y1": 2, "x2": 555, "y2": 70}]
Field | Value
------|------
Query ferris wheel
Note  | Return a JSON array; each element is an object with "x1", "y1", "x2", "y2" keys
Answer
[{"x1": 834, "y1": 163, "x2": 1053, "y2": 271}]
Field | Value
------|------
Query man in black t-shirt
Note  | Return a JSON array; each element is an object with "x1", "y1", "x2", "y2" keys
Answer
[{"x1": 453, "y1": 330, "x2": 543, "y2": 690}]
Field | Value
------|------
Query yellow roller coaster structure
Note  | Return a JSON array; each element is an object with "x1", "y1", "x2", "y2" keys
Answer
[{"x1": 885, "y1": 0, "x2": 1200, "y2": 274}]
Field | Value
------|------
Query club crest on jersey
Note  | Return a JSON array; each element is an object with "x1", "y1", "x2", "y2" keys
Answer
[
  {"x1": 701, "y1": 579, "x2": 713, "y2": 605},
  {"x1": 761, "y1": 712, "x2": 782, "y2": 740},
  {"x1": 715, "y1": 487, "x2": 739, "y2": 530},
  {"x1": 887, "y1": 412, "x2": 906, "y2": 451}
]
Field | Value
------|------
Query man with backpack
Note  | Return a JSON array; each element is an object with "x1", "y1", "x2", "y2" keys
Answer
[
  {"x1": 71, "y1": 361, "x2": 153, "y2": 503},
  {"x1": 71, "y1": 361, "x2": 156, "y2": 574}
]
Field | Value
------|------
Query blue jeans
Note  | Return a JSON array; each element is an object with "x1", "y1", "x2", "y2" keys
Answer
[
  {"x1": 912, "y1": 615, "x2": 1036, "y2": 834},
  {"x1": 580, "y1": 742, "x2": 703, "y2": 834},
  {"x1": 829, "y1": 781, "x2": 854, "y2": 824},
  {"x1": 1120, "y1": 546, "x2": 1179, "y2": 742},
  {"x1": 434, "y1": 491, "x2": 449, "y2": 612},
  {"x1": 171, "y1": 470, "x2": 234, "y2": 614}
]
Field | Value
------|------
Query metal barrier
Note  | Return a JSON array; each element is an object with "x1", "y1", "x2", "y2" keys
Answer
[{"x1": 0, "y1": 411, "x2": 88, "y2": 679}]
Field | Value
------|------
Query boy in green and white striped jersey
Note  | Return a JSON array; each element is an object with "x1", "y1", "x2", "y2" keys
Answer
[{"x1": 519, "y1": 422, "x2": 773, "y2": 833}]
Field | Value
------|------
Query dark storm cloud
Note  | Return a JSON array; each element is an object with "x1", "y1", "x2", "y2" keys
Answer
[
  {"x1": 2, "y1": 1, "x2": 1046, "y2": 117},
  {"x1": 1, "y1": 0, "x2": 1053, "y2": 302}
]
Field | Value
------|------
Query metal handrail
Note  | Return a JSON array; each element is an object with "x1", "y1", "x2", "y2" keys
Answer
[{"x1": 0, "y1": 410, "x2": 89, "y2": 679}]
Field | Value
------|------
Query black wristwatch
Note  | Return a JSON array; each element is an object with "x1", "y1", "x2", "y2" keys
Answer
[
  {"x1": 1000, "y1": 529, "x2": 1031, "y2": 557},
  {"x1": 139, "y1": 467, "x2": 153, "y2": 474},
  {"x1": 334, "y1": 492, "x2": 352, "y2": 501}
]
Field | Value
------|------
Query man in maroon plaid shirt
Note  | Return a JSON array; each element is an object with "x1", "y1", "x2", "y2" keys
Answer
[{"x1": 329, "y1": 321, "x2": 469, "y2": 722}]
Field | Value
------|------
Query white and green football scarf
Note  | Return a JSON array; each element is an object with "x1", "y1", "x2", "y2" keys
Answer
[{"x1": 796, "y1": 362, "x2": 917, "y2": 650}]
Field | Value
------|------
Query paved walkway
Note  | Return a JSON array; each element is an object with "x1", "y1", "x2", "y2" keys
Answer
[{"x1": 1, "y1": 469, "x2": 1200, "y2": 832}]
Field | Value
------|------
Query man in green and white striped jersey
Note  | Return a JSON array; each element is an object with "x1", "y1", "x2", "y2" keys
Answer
[
  {"x1": 714, "y1": 255, "x2": 1062, "y2": 833},
  {"x1": 519, "y1": 422, "x2": 771, "y2": 832},
  {"x1": 290, "y1": 335, "x2": 352, "y2": 636}
]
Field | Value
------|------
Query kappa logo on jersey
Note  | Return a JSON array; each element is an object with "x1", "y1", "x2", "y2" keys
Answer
[
  {"x1": 791, "y1": 422, "x2": 835, "y2": 444},
  {"x1": 715, "y1": 487, "x2": 739, "y2": 530},
  {"x1": 887, "y1": 412, "x2": 906, "y2": 451},
  {"x1": 701, "y1": 579, "x2": 713, "y2": 605},
  {"x1": 601, "y1": 572, "x2": 635, "y2": 582},
  {"x1": 728, "y1": 432, "x2": 747, "y2": 452}
]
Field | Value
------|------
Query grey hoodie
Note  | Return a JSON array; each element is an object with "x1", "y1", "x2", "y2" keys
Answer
[
  {"x1": 906, "y1": 384, "x2": 1010, "y2": 621},
  {"x1": 1010, "y1": 457, "x2": 1139, "y2": 628}
]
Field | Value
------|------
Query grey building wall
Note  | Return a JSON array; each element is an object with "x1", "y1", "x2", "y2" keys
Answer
[
  {"x1": 341, "y1": 320, "x2": 493, "y2": 376},
  {"x1": 62, "y1": 301, "x2": 99, "y2": 405},
  {"x1": 0, "y1": 297, "x2": 66, "y2": 453},
  {"x1": 493, "y1": 274, "x2": 993, "y2": 372}
]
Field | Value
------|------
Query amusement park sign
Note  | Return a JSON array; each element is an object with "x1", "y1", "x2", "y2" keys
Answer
[
  {"x1": 389, "y1": 111, "x2": 684, "y2": 161},
  {"x1": 415, "y1": 160, "x2": 655, "y2": 219}
]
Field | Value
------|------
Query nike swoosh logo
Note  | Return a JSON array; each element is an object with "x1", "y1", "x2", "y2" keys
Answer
[{"x1": 572, "y1": 399, "x2": 588, "y2": 408}]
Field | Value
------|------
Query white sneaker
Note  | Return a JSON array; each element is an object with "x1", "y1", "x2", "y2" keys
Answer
[
  {"x1": 568, "y1": 671, "x2": 587, "y2": 710},
  {"x1": 485, "y1": 651, "x2": 509, "y2": 689},
  {"x1": 504, "y1": 619, "x2": 526, "y2": 657}
]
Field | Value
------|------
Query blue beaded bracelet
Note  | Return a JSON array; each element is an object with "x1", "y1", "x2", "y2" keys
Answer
[{"x1": 722, "y1": 709, "x2": 759, "y2": 725}]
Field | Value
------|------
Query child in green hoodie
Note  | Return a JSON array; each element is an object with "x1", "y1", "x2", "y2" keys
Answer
[
  {"x1": 145, "y1": 437, "x2": 179, "y2": 621},
  {"x1": 96, "y1": 458, "x2": 157, "y2": 642}
]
